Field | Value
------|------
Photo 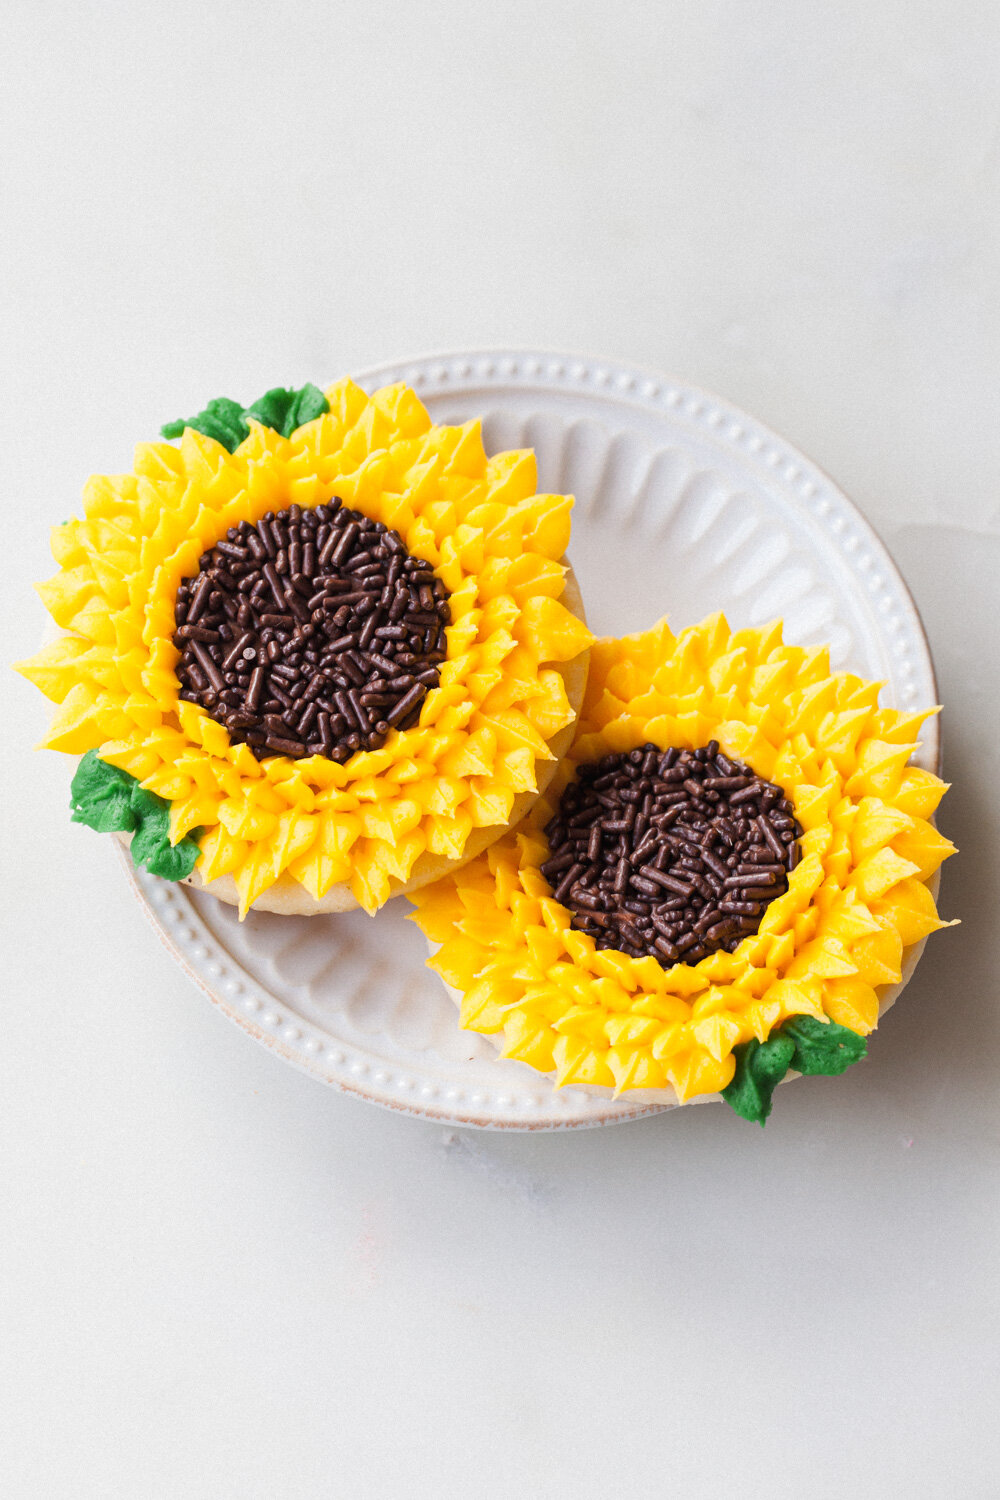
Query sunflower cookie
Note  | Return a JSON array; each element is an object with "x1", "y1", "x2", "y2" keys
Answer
[
  {"x1": 410, "y1": 614, "x2": 956, "y2": 1123},
  {"x1": 16, "y1": 379, "x2": 593, "y2": 916}
]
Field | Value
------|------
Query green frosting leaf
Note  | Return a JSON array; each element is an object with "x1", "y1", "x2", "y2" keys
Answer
[
  {"x1": 161, "y1": 397, "x2": 249, "y2": 451},
  {"x1": 161, "y1": 383, "x2": 329, "y2": 452},
  {"x1": 722, "y1": 1035, "x2": 796, "y2": 1126},
  {"x1": 245, "y1": 383, "x2": 328, "y2": 438},
  {"x1": 69, "y1": 750, "x2": 201, "y2": 882},
  {"x1": 722, "y1": 1016, "x2": 868, "y2": 1126},
  {"x1": 71, "y1": 749, "x2": 138, "y2": 833},
  {"x1": 783, "y1": 1014, "x2": 868, "y2": 1076}
]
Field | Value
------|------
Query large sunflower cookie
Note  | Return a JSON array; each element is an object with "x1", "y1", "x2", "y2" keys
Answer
[
  {"x1": 16, "y1": 380, "x2": 593, "y2": 917},
  {"x1": 410, "y1": 614, "x2": 957, "y2": 1123}
]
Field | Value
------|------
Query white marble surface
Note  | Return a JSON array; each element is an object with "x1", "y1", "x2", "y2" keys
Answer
[{"x1": 2, "y1": 3, "x2": 997, "y2": 1496}]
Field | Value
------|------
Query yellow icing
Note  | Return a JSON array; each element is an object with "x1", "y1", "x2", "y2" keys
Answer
[
  {"x1": 410, "y1": 615, "x2": 957, "y2": 1104},
  {"x1": 16, "y1": 380, "x2": 593, "y2": 916}
]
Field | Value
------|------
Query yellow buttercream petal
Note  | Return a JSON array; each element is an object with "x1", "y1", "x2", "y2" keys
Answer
[{"x1": 14, "y1": 636, "x2": 94, "y2": 702}]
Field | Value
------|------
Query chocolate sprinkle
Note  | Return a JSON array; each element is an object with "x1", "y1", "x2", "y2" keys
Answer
[
  {"x1": 540, "y1": 743, "x2": 802, "y2": 966},
  {"x1": 173, "y1": 500, "x2": 450, "y2": 761}
]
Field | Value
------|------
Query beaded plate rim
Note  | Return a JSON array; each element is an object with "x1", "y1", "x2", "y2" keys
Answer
[{"x1": 120, "y1": 348, "x2": 940, "y2": 1131}]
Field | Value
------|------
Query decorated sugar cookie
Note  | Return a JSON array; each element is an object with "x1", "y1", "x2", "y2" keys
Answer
[
  {"x1": 16, "y1": 380, "x2": 592, "y2": 916},
  {"x1": 409, "y1": 614, "x2": 956, "y2": 1123}
]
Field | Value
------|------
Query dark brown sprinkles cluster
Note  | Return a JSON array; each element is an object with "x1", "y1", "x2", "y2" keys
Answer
[
  {"x1": 541, "y1": 742, "x2": 802, "y2": 967},
  {"x1": 173, "y1": 500, "x2": 450, "y2": 761}
]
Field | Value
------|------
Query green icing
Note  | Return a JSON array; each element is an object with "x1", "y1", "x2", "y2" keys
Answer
[
  {"x1": 781, "y1": 1014, "x2": 868, "y2": 1076},
  {"x1": 70, "y1": 750, "x2": 201, "y2": 882},
  {"x1": 70, "y1": 750, "x2": 138, "y2": 832},
  {"x1": 246, "y1": 383, "x2": 328, "y2": 438},
  {"x1": 161, "y1": 396, "x2": 249, "y2": 451},
  {"x1": 722, "y1": 1035, "x2": 796, "y2": 1125},
  {"x1": 161, "y1": 383, "x2": 329, "y2": 452},
  {"x1": 722, "y1": 1016, "x2": 868, "y2": 1126}
]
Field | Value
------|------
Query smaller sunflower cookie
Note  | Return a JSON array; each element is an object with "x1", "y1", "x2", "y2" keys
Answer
[
  {"x1": 16, "y1": 380, "x2": 593, "y2": 917},
  {"x1": 410, "y1": 614, "x2": 957, "y2": 1123}
]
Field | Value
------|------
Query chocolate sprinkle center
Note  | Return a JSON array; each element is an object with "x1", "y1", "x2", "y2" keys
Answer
[
  {"x1": 540, "y1": 742, "x2": 802, "y2": 967},
  {"x1": 173, "y1": 499, "x2": 450, "y2": 762}
]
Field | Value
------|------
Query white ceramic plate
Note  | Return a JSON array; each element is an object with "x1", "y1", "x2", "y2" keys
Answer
[{"x1": 121, "y1": 350, "x2": 939, "y2": 1130}]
